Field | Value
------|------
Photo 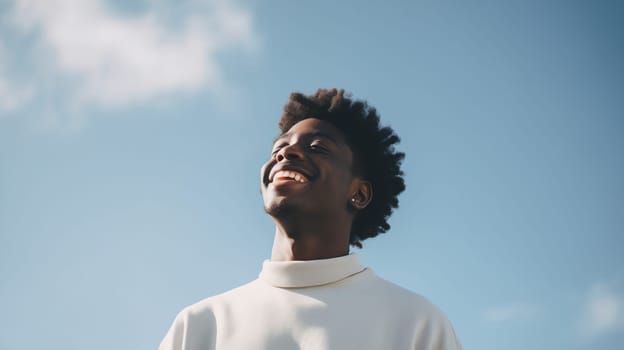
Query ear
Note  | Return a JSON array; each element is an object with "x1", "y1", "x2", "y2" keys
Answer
[{"x1": 349, "y1": 179, "x2": 372, "y2": 210}]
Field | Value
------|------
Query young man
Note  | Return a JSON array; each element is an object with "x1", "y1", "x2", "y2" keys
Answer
[{"x1": 160, "y1": 89, "x2": 462, "y2": 349}]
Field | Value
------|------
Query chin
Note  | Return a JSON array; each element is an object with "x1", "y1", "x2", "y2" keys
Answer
[
  {"x1": 263, "y1": 198, "x2": 295, "y2": 218},
  {"x1": 264, "y1": 191, "x2": 314, "y2": 219}
]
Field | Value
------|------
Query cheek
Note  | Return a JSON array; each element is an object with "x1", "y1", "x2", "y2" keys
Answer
[
  {"x1": 327, "y1": 166, "x2": 354, "y2": 194},
  {"x1": 260, "y1": 160, "x2": 275, "y2": 183}
]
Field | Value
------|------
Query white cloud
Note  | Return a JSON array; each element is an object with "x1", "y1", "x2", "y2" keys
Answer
[
  {"x1": 7, "y1": 0, "x2": 256, "y2": 108},
  {"x1": 580, "y1": 283, "x2": 624, "y2": 337},
  {"x1": 482, "y1": 302, "x2": 540, "y2": 322}
]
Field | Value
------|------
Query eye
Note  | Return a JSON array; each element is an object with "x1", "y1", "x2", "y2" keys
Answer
[
  {"x1": 309, "y1": 142, "x2": 328, "y2": 153},
  {"x1": 271, "y1": 143, "x2": 287, "y2": 156}
]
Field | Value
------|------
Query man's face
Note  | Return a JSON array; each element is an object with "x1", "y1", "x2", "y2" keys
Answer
[{"x1": 261, "y1": 118, "x2": 357, "y2": 219}]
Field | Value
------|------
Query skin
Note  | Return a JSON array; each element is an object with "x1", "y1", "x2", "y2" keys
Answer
[{"x1": 260, "y1": 118, "x2": 372, "y2": 261}]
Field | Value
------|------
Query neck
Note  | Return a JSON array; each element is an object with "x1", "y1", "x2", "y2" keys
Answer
[{"x1": 270, "y1": 219, "x2": 351, "y2": 261}]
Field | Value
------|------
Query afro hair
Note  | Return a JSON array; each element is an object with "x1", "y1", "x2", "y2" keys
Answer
[{"x1": 278, "y1": 88, "x2": 405, "y2": 248}]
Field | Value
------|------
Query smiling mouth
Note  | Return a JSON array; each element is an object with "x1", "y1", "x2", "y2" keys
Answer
[{"x1": 270, "y1": 170, "x2": 309, "y2": 184}]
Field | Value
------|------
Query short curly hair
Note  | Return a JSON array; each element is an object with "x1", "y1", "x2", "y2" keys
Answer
[{"x1": 278, "y1": 88, "x2": 406, "y2": 248}]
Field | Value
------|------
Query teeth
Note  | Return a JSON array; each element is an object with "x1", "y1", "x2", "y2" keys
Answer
[{"x1": 274, "y1": 170, "x2": 307, "y2": 183}]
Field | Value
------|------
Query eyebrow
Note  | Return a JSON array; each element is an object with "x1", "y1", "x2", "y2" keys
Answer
[{"x1": 272, "y1": 131, "x2": 339, "y2": 146}]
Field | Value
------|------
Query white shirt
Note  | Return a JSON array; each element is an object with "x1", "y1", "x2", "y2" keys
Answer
[{"x1": 160, "y1": 254, "x2": 462, "y2": 350}]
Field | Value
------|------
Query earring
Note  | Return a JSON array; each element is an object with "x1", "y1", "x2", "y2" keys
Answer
[{"x1": 351, "y1": 197, "x2": 356, "y2": 203}]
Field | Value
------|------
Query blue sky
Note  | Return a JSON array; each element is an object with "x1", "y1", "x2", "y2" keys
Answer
[{"x1": 1, "y1": 0, "x2": 623, "y2": 349}]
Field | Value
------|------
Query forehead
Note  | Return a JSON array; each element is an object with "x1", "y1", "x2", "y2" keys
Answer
[{"x1": 277, "y1": 118, "x2": 348, "y2": 145}]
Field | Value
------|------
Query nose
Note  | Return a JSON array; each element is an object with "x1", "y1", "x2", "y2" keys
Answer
[{"x1": 275, "y1": 143, "x2": 304, "y2": 162}]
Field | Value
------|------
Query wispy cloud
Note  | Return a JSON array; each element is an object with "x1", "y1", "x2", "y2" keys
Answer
[
  {"x1": 580, "y1": 282, "x2": 624, "y2": 337},
  {"x1": 482, "y1": 302, "x2": 540, "y2": 322},
  {"x1": 2, "y1": 0, "x2": 257, "y2": 123}
]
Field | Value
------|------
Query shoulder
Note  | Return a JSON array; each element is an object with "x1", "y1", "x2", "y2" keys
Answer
[
  {"x1": 362, "y1": 269, "x2": 444, "y2": 316},
  {"x1": 179, "y1": 279, "x2": 262, "y2": 318},
  {"x1": 362, "y1": 270, "x2": 463, "y2": 349},
  {"x1": 159, "y1": 280, "x2": 261, "y2": 350}
]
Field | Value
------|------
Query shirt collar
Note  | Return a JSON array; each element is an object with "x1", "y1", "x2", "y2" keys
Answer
[{"x1": 258, "y1": 253, "x2": 366, "y2": 288}]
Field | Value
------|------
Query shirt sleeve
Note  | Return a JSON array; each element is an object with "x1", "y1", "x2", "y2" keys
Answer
[
  {"x1": 437, "y1": 318, "x2": 463, "y2": 350},
  {"x1": 412, "y1": 307, "x2": 463, "y2": 350},
  {"x1": 430, "y1": 315, "x2": 463, "y2": 350},
  {"x1": 159, "y1": 311, "x2": 186, "y2": 350},
  {"x1": 159, "y1": 307, "x2": 217, "y2": 350}
]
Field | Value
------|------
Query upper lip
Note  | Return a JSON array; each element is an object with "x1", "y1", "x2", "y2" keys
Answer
[{"x1": 268, "y1": 164, "x2": 313, "y2": 183}]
